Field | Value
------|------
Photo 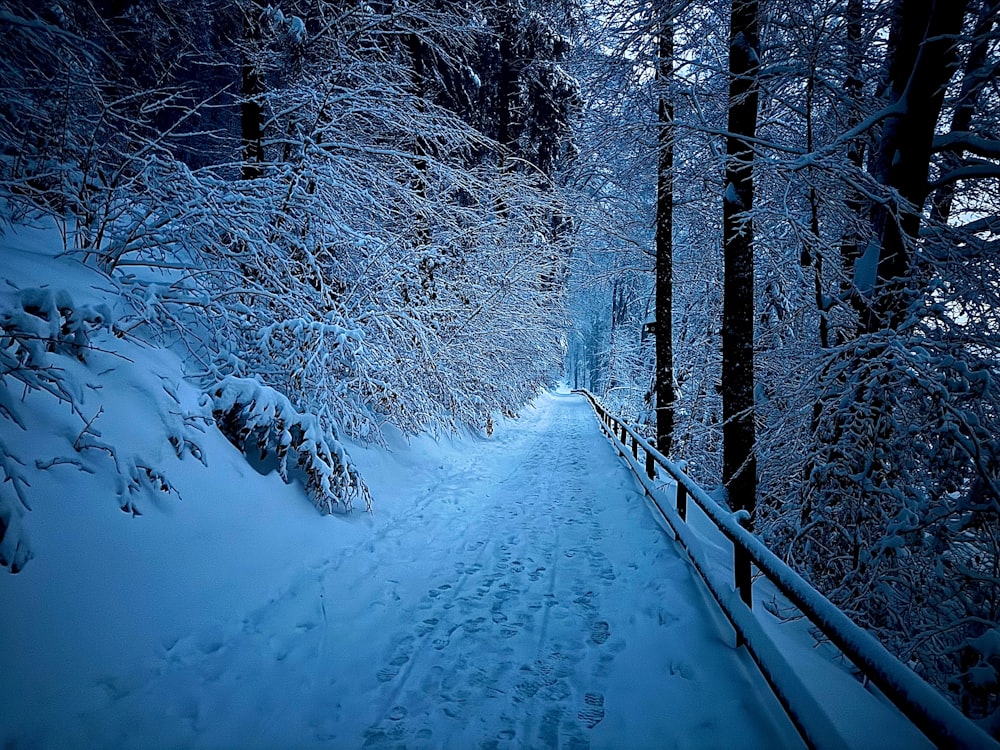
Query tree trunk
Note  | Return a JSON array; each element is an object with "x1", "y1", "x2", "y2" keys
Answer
[
  {"x1": 406, "y1": 31, "x2": 432, "y2": 251},
  {"x1": 241, "y1": 1, "x2": 264, "y2": 181},
  {"x1": 722, "y1": 0, "x2": 760, "y2": 516},
  {"x1": 655, "y1": 9, "x2": 675, "y2": 455},
  {"x1": 861, "y1": 0, "x2": 968, "y2": 333},
  {"x1": 839, "y1": 0, "x2": 870, "y2": 335},
  {"x1": 802, "y1": 64, "x2": 829, "y2": 349},
  {"x1": 929, "y1": 0, "x2": 998, "y2": 225}
]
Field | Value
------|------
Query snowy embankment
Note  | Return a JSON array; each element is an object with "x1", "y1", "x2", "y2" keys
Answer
[{"x1": 0, "y1": 223, "x2": 373, "y2": 740}]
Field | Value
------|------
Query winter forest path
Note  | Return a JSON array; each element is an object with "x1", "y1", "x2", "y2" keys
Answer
[{"x1": 93, "y1": 392, "x2": 800, "y2": 749}]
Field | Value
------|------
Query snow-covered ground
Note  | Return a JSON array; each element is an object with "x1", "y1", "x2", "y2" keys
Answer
[
  {"x1": 0, "y1": 223, "x2": 935, "y2": 748},
  {"x1": 2, "y1": 381, "x2": 803, "y2": 748},
  {"x1": 0, "y1": 228, "x2": 948, "y2": 750}
]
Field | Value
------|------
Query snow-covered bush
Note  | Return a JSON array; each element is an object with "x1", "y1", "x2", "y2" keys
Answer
[
  {"x1": 0, "y1": 284, "x2": 209, "y2": 571},
  {"x1": 1, "y1": 0, "x2": 575, "y2": 570},
  {"x1": 0, "y1": 287, "x2": 113, "y2": 570},
  {"x1": 761, "y1": 330, "x2": 1000, "y2": 719},
  {"x1": 205, "y1": 377, "x2": 370, "y2": 514}
]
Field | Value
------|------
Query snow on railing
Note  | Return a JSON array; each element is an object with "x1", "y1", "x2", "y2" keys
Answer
[{"x1": 575, "y1": 388, "x2": 998, "y2": 750}]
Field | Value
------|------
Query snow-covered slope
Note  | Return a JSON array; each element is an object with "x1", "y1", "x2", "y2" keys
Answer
[{"x1": 0, "y1": 222, "x2": 377, "y2": 742}]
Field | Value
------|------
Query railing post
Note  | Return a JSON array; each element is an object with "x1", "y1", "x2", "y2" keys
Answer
[
  {"x1": 735, "y1": 546, "x2": 752, "y2": 608},
  {"x1": 733, "y1": 511, "x2": 753, "y2": 646},
  {"x1": 733, "y1": 511, "x2": 753, "y2": 610},
  {"x1": 676, "y1": 482, "x2": 687, "y2": 522},
  {"x1": 645, "y1": 450, "x2": 655, "y2": 480},
  {"x1": 632, "y1": 436, "x2": 639, "y2": 461}
]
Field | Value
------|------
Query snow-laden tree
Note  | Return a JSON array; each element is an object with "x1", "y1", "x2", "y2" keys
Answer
[
  {"x1": 0, "y1": 0, "x2": 580, "y2": 568},
  {"x1": 770, "y1": 0, "x2": 1000, "y2": 722},
  {"x1": 566, "y1": 0, "x2": 1000, "y2": 727}
]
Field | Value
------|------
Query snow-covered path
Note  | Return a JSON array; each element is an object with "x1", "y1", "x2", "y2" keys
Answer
[
  {"x1": 339, "y1": 392, "x2": 798, "y2": 749},
  {"x1": 103, "y1": 391, "x2": 795, "y2": 749},
  {"x1": 3, "y1": 391, "x2": 800, "y2": 748}
]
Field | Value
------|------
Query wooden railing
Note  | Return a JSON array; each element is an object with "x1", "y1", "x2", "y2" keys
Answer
[{"x1": 576, "y1": 389, "x2": 998, "y2": 750}]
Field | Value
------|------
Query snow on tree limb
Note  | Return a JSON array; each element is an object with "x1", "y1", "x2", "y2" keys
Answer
[{"x1": 205, "y1": 377, "x2": 371, "y2": 514}]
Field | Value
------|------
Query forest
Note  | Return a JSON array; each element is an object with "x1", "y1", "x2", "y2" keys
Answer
[{"x1": 1, "y1": 0, "x2": 998, "y2": 733}]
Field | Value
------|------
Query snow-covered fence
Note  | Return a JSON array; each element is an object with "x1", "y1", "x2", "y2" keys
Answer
[{"x1": 575, "y1": 389, "x2": 998, "y2": 750}]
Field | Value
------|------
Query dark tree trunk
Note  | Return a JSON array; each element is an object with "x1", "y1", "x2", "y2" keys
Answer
[
  {"x1": 491, "y1": 22, "x2": 520, "y2": 220},
  {"x1": 840, "y1": 0, "x2": 870, "y2": 334},
  {"x1": 241, "y1": 1, "x2": 264, "y2": 181},
  {"x1": 655, "y1": 10, "x2": 675, "y2": 455},
  {"x1": 722, "y1": 0, "x2": 760, "y2": 516},
  {"x1": 930, "y1": 0, "x2": 998, "y2": 225},
  {"x1": 496, "y1": 27, "x2": 520, "y2": 160},
  {"x1": 802, "y1": 65, "x2": 829, "y2": 349},
  {"x1": 862, "y1": 0, "x2": 968, "y2": 333},
  {"x1": 406, "y1": 31, "x2": 432, "y2": 251}
]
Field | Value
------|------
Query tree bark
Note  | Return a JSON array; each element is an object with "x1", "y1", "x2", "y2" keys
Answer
[
  {"x1": 406, "y1": 31, "x2": 432, "y2": 251},
  {"x1": 862, "y1": 0, "x2": 968, "y2": 333},
  {"x1": 655, "y1": 8, "x2": 675, "y2": 455},
  {"x1": 722, "y1": 0, "x2": 760, "y2": 516},
  {"x1": 241, "y1": 1, "x2": 264, "y2": 181},
  {"x1": 839, "y1": 0, "x2": 870, "y2": 335},
  {"x1": 929, "y1": 0, "x2": 998, "y2": 225}
]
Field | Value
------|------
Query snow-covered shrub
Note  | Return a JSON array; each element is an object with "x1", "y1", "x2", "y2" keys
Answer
[
  {"x1": 766, "y1": 331, "x2": 1000, "y2": 719},
  {"x1": 0, "y1": 288, "x2": 116, "y2": 571},
  {"x1": 0, "y1": 285, "x2": 207, "y2": 571},
  {"x1": 205, "y1": 377, "x2": 371, "y2": 514},
  {"x1": 2, "y1": 0, "x2": 572, "y2": 561}
]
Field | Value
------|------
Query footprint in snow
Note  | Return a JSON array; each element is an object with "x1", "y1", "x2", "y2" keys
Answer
[
  {"x1": 376, "y1": 637, "x2": 414, "y2": 682},
  {"x1": 479, "y1": 729, "x2": 516, "y2": 750},
  {"x1": 463, "y1": 616, "x2": 487, "y2": 633},
  {"x1": 513, "y1": 677, "x2": 541, "y2": 703},
  {"x1": 376, "y1": 653, "x2": 410, "y2": 683},
  {"x1": 578, "y1": 692, "x2": 605, "y2": 729},
  {"x1": 589, "y1": 620, "x2": 611, "y2": 645},
  {"x1": 388, "y1": 705, "x2": 407, "y2": 721},
  {"x1": 416, "y1": 617, "x2": 438, "y2": 636},
  {"x1": 539, "y1": 706, "x2": 564, "y2": 746}
]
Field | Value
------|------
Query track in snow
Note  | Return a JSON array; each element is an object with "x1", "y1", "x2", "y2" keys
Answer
[{"x1": 91, "y1": 391, "x2": 800, "y2": 749}]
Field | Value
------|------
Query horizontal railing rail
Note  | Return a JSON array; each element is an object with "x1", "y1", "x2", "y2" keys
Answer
[{"x1": 575, "y1": 388, "x2": 998, "y2": 750}]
